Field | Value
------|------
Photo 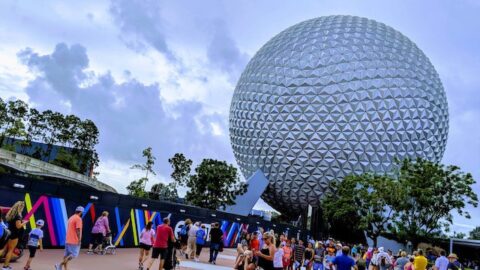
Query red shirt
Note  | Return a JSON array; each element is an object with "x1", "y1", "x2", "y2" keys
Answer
[
  {"x1": 251, "y1": 238, "x2": 260, "y2": 251},
  {"x1": 153, "y1": 224, "x2": 174, "y2": 248}
]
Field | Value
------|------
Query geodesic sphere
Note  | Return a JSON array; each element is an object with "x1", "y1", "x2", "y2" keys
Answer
[{"x1": 229, "y1": 15, "x2": 449, "y2": 215}]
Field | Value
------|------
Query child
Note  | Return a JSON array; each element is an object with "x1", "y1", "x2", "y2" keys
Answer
[{"x1": 24, "y1": 219, "x2": 44, "y2": 270}]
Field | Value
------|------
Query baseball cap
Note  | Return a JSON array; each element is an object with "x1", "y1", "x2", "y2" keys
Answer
[
  {"x1": 36, "y1": 219, "x2": 45, "y2": 226},
  {"x1": 75, "y1": 206, "x2": 85, "y2": 212}
]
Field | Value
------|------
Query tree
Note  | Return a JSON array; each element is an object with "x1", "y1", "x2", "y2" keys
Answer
[
  {"x1": 468, "y1": 226, "x2": 480, "y2": 240},
  {"x1": 51, "y1": 148, "x2": 80, "y2": 172},
  {"x1": 0, "y1": 100, "x2": 29, "y2": 147},
  {"x1": 149, "y1": 182, "x2": 178, "y2": 201},
  {"x1": 323, "y1": 174, "x2": 400, "y2": 247},
  {"x1": 127, "y1": 147, "x2": 156, "y2": 198},
  {"x1": 126, "y1": 177, "x2": 148, "y2": 198},
  {"x1": 184, "y1": 159, "x2": 247, "y2": 210},
  {"x1": 393, "y1": 158, "x2": 478, "y2": 246},
  {"x1": 168, "y1": 153, "x2": 192, "y2": 186},
  {"x1": 452, "y1": 232, "x2": 466, "y2": 239}
]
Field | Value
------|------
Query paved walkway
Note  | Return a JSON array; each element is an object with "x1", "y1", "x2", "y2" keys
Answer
[{"x1": 9, "y1": 248, "x2": 237, "y2": 270}]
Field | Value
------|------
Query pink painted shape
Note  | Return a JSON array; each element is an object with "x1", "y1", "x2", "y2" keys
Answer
[{"x1": 24, "y1": 196, "x2": 57, "y2": 246}]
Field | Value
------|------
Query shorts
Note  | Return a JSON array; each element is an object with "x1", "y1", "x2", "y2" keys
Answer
[
  {"x1": 64, "y1": 244, "x2": 80, "y2": 258},
  {"x1": 91, "y1": 232, "x2": 104, "y2": 245},
  {"x1": 139, "y1": 243, "x2": 152, "y2": 251},
  {"x1": 151, "y1": 247, "x2": 168, "y2": 259},
  {"x1": 28, "y1": 245, "x2": 38, "y2": 258}
]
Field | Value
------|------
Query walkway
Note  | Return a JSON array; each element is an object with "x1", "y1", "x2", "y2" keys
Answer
[{"x1": 11, "y1": 247, "x2": 237, "y2": 270}]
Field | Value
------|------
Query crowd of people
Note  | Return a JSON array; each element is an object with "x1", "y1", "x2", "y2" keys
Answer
[
  {"x1": 232, "y1": 232, "x2": 477, "y2": 270},
  {"x1": 0, "y1": 200, "x2": 478, "y2": 270}
]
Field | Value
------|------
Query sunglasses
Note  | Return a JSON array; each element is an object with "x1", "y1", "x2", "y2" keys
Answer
[{"x1": 262, "y1": 237, "x2": 268, "y2": 240}]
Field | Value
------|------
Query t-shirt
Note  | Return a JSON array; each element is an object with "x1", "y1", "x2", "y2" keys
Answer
[
  {"x1": 27, "y1": 228, "x2": 43, "y2": 247},
  {"x1": 210, "y1": 228, "x2": 223, "y2": 244},
  {"x1": 66, "y1": 214, "x2": 83, "y2": 245},
  {"x1": 414, "y1": 256, "x2": 428, "y2": 270},
  {"x1": 396, "y1": 257, "x2": 409, "y2": 270},
  {"x1": 7, "y1": 215, "x2": 24, "y2": 238},
  {"x1": 251, "y1": 239, "x2": 260, "y2": 251},
  {"x1": 294, "y1": 245, "x2": 305, "y2": 262},
  {"x1": 140, "y1": 228, "x2": 155, "y2": 245},
  {"x1": 91, "y1": 216, "x2": 109, "y2": 236},
  {"x1": 435, "y1": 256, "x2": 449, "y2": 270},
  {"x1": 448, "y1": 261, "x2": 463, "y2": 270},
  {"x1": 196, "y1": 229, "x2": 206, "y2": 245},
  {"x1": 274, "y1": 248, "x2": 284, "y2": 267},
  {"x1": 325, "y1": 254, "x2": 337, "y2": 270},
  {"x1": 314, "y1": 247, "x2": 325, "y2": 262},
  {"x1": 188, "y1": 225, "x2": 199, "y2": 237},
  {"x1": 153, "y1": 224, "x2": 174, "y2": 248},
  {"x1": 332, "y1": 254, "x2": 355, "y2": 270}
]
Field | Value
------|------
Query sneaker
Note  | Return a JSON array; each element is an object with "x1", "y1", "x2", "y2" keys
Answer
[
  {"x1": 54, "y1": 263, "x2": 61, "y2": 270},
  {"x1": 213, "y1": 261, "x2": 216, "y2": 265},
  {"x1": 3, "y1": 266, "x2": 12, "y2": 270}
]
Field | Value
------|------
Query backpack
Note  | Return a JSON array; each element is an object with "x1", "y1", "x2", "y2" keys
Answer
[
  {"x1": 381, "y1": 257, "x2": 386, "y2": 267},
  {"x1": 180, "y1": 225, "x2": 188, "y2": 236}
]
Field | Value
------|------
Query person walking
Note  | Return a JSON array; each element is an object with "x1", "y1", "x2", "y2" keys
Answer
[
  {"x1": 138, "y1": 222, "x2": 155, "y2": 270},
  {"x1": 55, "y1": 206, "x2": 84, "y2": 270},
  {"x1": 395, "y1": 251, "x2": 409, "y2": 270},
  {"x1": 209, "y1": 222, "x2": 223, "y2": 265},
  {"x1": 331, "y1": 246, "x2": 358, "y2": 270},
  {"x1": 146, "y1": 217, "x2": 175, "y2": 270},
  {"x1": 186, "y1": 222, "x2": 199, "y2": 260},
  {"x1": 23, "y1": 219, "x2": 44, "y2": 270},
  {"x1": 194, "y1": 224, "x2": 206, "y2": 262},
  {"x1": 447, "y1": 254, "x2": 463, "y2": 270},
  {"x1": 434, "y1": 251, "x2": 449, "y2": 270},
  {"x1": 414, "y1": 250, "x2": 428, "y2": 270},
  {"x1": 87, "y1": 211, "x2": 110, "y2": 254},
  {"x1": 178, "y1": 219, "x2": 191, "y2": 258},
  {"x1": 2, "y1": 201, "x2": 28, "y2": 270}
]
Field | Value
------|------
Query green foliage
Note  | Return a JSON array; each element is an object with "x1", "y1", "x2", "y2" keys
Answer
[
  {"x1": 469, "y1": 227, "x2": 480, "y2": 240},
  {"x1": 51, "y1": 148, "x2": 80, "y2": 172},
  {"x1": 184, "y1": 158, "x2": 247, "y2": 210},
  {"x1": 392, "y1": 158, "x2": 478, "y2": 245},
  {"x1": 126, "y1": 177, "x2": 149, "y2": 198},
  {"x1": 131, "y1": 147, "x2": 156, "y2": 178},
  {"x1": 452, "y1": 232, "x2": 466, "y2": 239},
  {"x1": 149, "y1": 182, "x2": 178, "y2": 201},
  {"x1": 168, "y1": 153, "x2": 192, "y2": 186},
  {"x1": 323, "y1": 173, "x2": 399, "y2": 246},
  {"x1": 0, "y1": 98, "x2": 101, "y2": 175},
  {"x1": 127, "y1": 147, "x2": 157, "y2": 198}
]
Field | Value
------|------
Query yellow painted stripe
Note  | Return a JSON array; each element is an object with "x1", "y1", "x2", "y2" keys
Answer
[
  {"x1": 130, "y1": 209, "x2": 138, "y2": 245},
  {"x1": 149, "y1": 212, "x2": 157, "y2": 222},
  {"x1": 114, "y1": 219, "x2": 130, "y2": 246},
  {"x1": 24, "y1": 193, "x2": 36, "y2": 229}
]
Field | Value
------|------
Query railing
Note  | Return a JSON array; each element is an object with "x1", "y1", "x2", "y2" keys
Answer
[{"x1": 0, "y1": 148, "x2": 116, "y2": 193}]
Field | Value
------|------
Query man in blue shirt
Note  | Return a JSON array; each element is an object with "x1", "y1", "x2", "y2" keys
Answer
[{"x1": 331, "y1": 246, "x2": 357, "y2": 270}]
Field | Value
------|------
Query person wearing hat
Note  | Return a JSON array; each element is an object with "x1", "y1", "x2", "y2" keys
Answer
[
  {"x1": 24, "y1": 219, "x2": 44, "y2": 270},
  {"x1": 55, "y1": 206, "x2": 84, "y2": 270},
  {"x1": 447, "y1": 253, "x2": 463, "y2": 270}
]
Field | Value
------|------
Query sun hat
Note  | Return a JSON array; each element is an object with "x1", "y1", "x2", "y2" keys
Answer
[
  {"x1": 75, "y1": 206, "x2": 85, "y2": 212},
  {"x1": 36, "y1": 219, "x2": 45, "y2": 226},
  {"x1": 447, "y1": 253, "x2": 458, "y2": 259}
]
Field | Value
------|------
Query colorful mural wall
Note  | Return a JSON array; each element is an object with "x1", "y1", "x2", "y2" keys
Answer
[{"x1": 0, "y1": 176, "x2": 306, "y2": 248}]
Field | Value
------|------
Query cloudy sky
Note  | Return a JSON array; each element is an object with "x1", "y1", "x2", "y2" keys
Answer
[{"x1": 0, "y1": 0, "x2": 479, "y2": 233}]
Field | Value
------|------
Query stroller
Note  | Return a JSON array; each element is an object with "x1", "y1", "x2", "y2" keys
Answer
[
  {"x1": 164, "y1": 239, "x2": 181, "y2": 270},
  {"x1": 101, "y1": 232, "x2": 116, "y2": 255}
]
